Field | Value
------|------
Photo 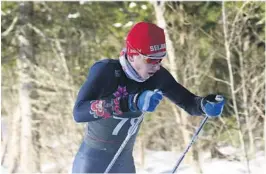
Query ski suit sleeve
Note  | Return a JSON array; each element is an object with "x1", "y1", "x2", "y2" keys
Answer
[
  {"x1": 73, "y1": 61, "x2": 128, "y2": 123},
  {"x1": 158, "y1": 67, "x2": 204, "y2": 116}
]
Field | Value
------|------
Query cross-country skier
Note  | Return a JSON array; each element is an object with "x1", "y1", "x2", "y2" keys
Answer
[{"x1": 72, "y1": 21, "x2": 225, "y2": 173}]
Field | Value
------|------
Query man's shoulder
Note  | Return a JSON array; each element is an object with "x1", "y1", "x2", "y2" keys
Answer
[
  {"x1": 148, "y1": 65, "x2": 174, "y2": 83},
  {"x1": 88, "y1": 58, "x2": 121, "y2": 77},
  {"x1": 95, "y1": 58, "x2": 120, "y2": 66},
  {"x1": 155, "y1": 66, "x2": 171, "y2": 77},
  {"x1": 90, "y1": 58, "x2": 119, "y2": 69}
]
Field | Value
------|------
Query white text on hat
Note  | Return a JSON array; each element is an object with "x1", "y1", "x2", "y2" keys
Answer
[{"x1": 150, "y1": 43, "x2": 166, "y2": 52}]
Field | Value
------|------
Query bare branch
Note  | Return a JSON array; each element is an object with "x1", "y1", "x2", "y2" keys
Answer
[{"x1": 2, "y1": 16, "x2": 18, "y2": 37}]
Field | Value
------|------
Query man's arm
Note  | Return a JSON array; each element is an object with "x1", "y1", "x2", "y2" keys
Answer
[
  {"x1": 73, "y1": 61, "x2": 129, "y2": 122},
  {"x1": 154, "y1": 67, "x2": 204, "y2": 116}
]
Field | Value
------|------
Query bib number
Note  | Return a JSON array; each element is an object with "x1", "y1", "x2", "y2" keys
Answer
[{"x1": 112, "y1": 116, "x2": 142, "y2": 135}]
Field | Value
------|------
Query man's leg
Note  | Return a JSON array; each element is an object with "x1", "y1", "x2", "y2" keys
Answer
[
  {"x1": 72, "y1": 141, "x2": 111, "y2": 173},
  {"x1": 110, "y1": 152, "x2": 136, "y2": 173}
]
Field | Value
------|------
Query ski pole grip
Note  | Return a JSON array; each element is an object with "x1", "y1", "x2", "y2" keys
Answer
[
  {"x1": 154, "y1": 89, "x2": 162, "y2": 95},
  {"x1": 215, "y1": 95, "x2": 224, "y2": 102}
]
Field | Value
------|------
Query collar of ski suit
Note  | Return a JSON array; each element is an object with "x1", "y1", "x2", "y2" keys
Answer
[{"x1": 119, "y1": 48, "x2": 146, "y2": 83}]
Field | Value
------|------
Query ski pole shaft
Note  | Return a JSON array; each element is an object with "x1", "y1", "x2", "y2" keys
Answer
[
  {"x1": 172, "y1": 116, "x2": 209, "y2": 173},
  {"x1": 105, "y1": 89, "x2": 160, "y2": 173},
  {"x1": 104, "y1": 113, "x2": 144, "y2": 173}
]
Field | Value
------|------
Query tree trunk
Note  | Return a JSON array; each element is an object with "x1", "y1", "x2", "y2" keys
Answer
[
  {"x1": 192, "y1": 143, "x2": 202, "y2": 174},
  {"x1": 152, "y1": 1, "x2": 192, "y2": 163},
  {"x1": 17, "y1": 2, "x2": 40, "y2": 172},
  {"x1": 237, "y1": 38, "x2": 255, "y2": 157},
  {"x1": 7, "y1": 108, "x2": 21, "y2": 173},
  {"x1": 222, "y1": 2, "x2": 250, "y2": 173},
  {"x1": 264, "y1": 106, "x2": 266, "y2": 158}
]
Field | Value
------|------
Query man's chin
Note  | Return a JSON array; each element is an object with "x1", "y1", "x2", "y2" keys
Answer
[{"x1": 143, "y1": 74, "x2": 153, "y2": 80}]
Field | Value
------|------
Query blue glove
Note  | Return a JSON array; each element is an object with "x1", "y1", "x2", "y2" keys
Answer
[
  {"x1": 129, "y1": 90, "x2": 163, "y2": 112},
  {"x1": 201, "y1": 94, "x2": 225, "y2": 117}
]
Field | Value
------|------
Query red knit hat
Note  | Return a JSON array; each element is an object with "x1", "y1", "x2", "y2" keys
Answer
[{"x1": 126, "y1": 22, "x2": 166, "y2": 58}]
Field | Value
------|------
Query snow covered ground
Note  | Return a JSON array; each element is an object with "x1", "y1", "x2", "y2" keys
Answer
[
  {"x1": 1, "y1": 149, "x2": 265, "y2": 174},
  {"x1": 136, "y1": 150, "x2": 266, "y2": 174}
]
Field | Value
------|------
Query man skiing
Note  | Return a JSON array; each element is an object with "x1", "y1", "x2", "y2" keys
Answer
[{"x1": 72, "y1": 21, "x2": 225, "y2": 173}]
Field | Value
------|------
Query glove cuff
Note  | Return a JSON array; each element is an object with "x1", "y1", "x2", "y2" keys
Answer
[
  {"x1": 128, "y1": 93, "x2": 140, "y2": 112},
  {"x1": 200, "y1": 97, "x2": 206, "y2": 115},
  {"x1": 119, "y1": 96, "x2": 129, "y2": 112}
]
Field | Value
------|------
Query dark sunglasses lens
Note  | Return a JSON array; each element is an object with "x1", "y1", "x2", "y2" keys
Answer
[{"x1": 146, "y1": 58, "x2": 162, "y2": 64}]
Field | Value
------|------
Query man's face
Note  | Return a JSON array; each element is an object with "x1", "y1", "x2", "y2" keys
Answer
[{"x1": 128, "y1": 54, "x2": 162, "y2": 80}]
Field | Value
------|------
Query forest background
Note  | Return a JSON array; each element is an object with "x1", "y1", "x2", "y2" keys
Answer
[{"x1": 1, "y1": 1, "x2": 265, "y2": 173}]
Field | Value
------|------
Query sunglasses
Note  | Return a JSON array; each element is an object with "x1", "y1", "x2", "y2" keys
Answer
[
  {"x1": 127, "y1": 41, "x2": 165, "y2": 65},
  {"x1": 143, "y1": 57, "x2": 162, "y2": 64}
]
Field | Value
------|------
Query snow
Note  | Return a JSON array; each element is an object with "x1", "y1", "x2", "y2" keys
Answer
[
  {"x1": 141, "y1": 5, "x2": 147, "y2": 10},
  {"x1": 67, "y1": 12, "x2": 80, "y2": 19},
  {"x1": 113, "y1": 23, "x2": 122, "y2": 28},
  {"x1": 1, "y1": 166, "x2": 8, "y2": 174},
  {"x1": 124, "y1": 21, "x2": 134, "y2": 28},
  {"x1": 136, "y1": 150, "x2": 266, "y2": 174},
  {"x1": 1, "y1": 148, "x2": 265, "y2": 173},
  {"x1": 129, "y1": 2, "x2": 137, "y2": 9}
]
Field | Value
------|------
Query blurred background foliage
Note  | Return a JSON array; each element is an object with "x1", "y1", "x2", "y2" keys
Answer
[{"x1": 1, "y1": 1, "x2": 265, "y2": 173}]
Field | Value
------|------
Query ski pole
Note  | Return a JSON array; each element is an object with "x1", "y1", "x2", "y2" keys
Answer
[
  {"x1": 104, "y1": 89, "x2": 161, "y2": 173},
  {"x1": 172, "y1": 95, "x2": 224, "y2": 173},
  {"x1": 171, "y1": 116, "x2": 209, "y2": 173},
  {"x1": 104, "y1": 113, "x2": 145, "y2": 173}
]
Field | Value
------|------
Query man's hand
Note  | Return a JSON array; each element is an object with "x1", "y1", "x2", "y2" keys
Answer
[
  {"x1": 201, "y1": 94, "x2": 225, "y2": 117},
  {"x1": 129, "y1": 90, "x2": 163, "y2": 112}
]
